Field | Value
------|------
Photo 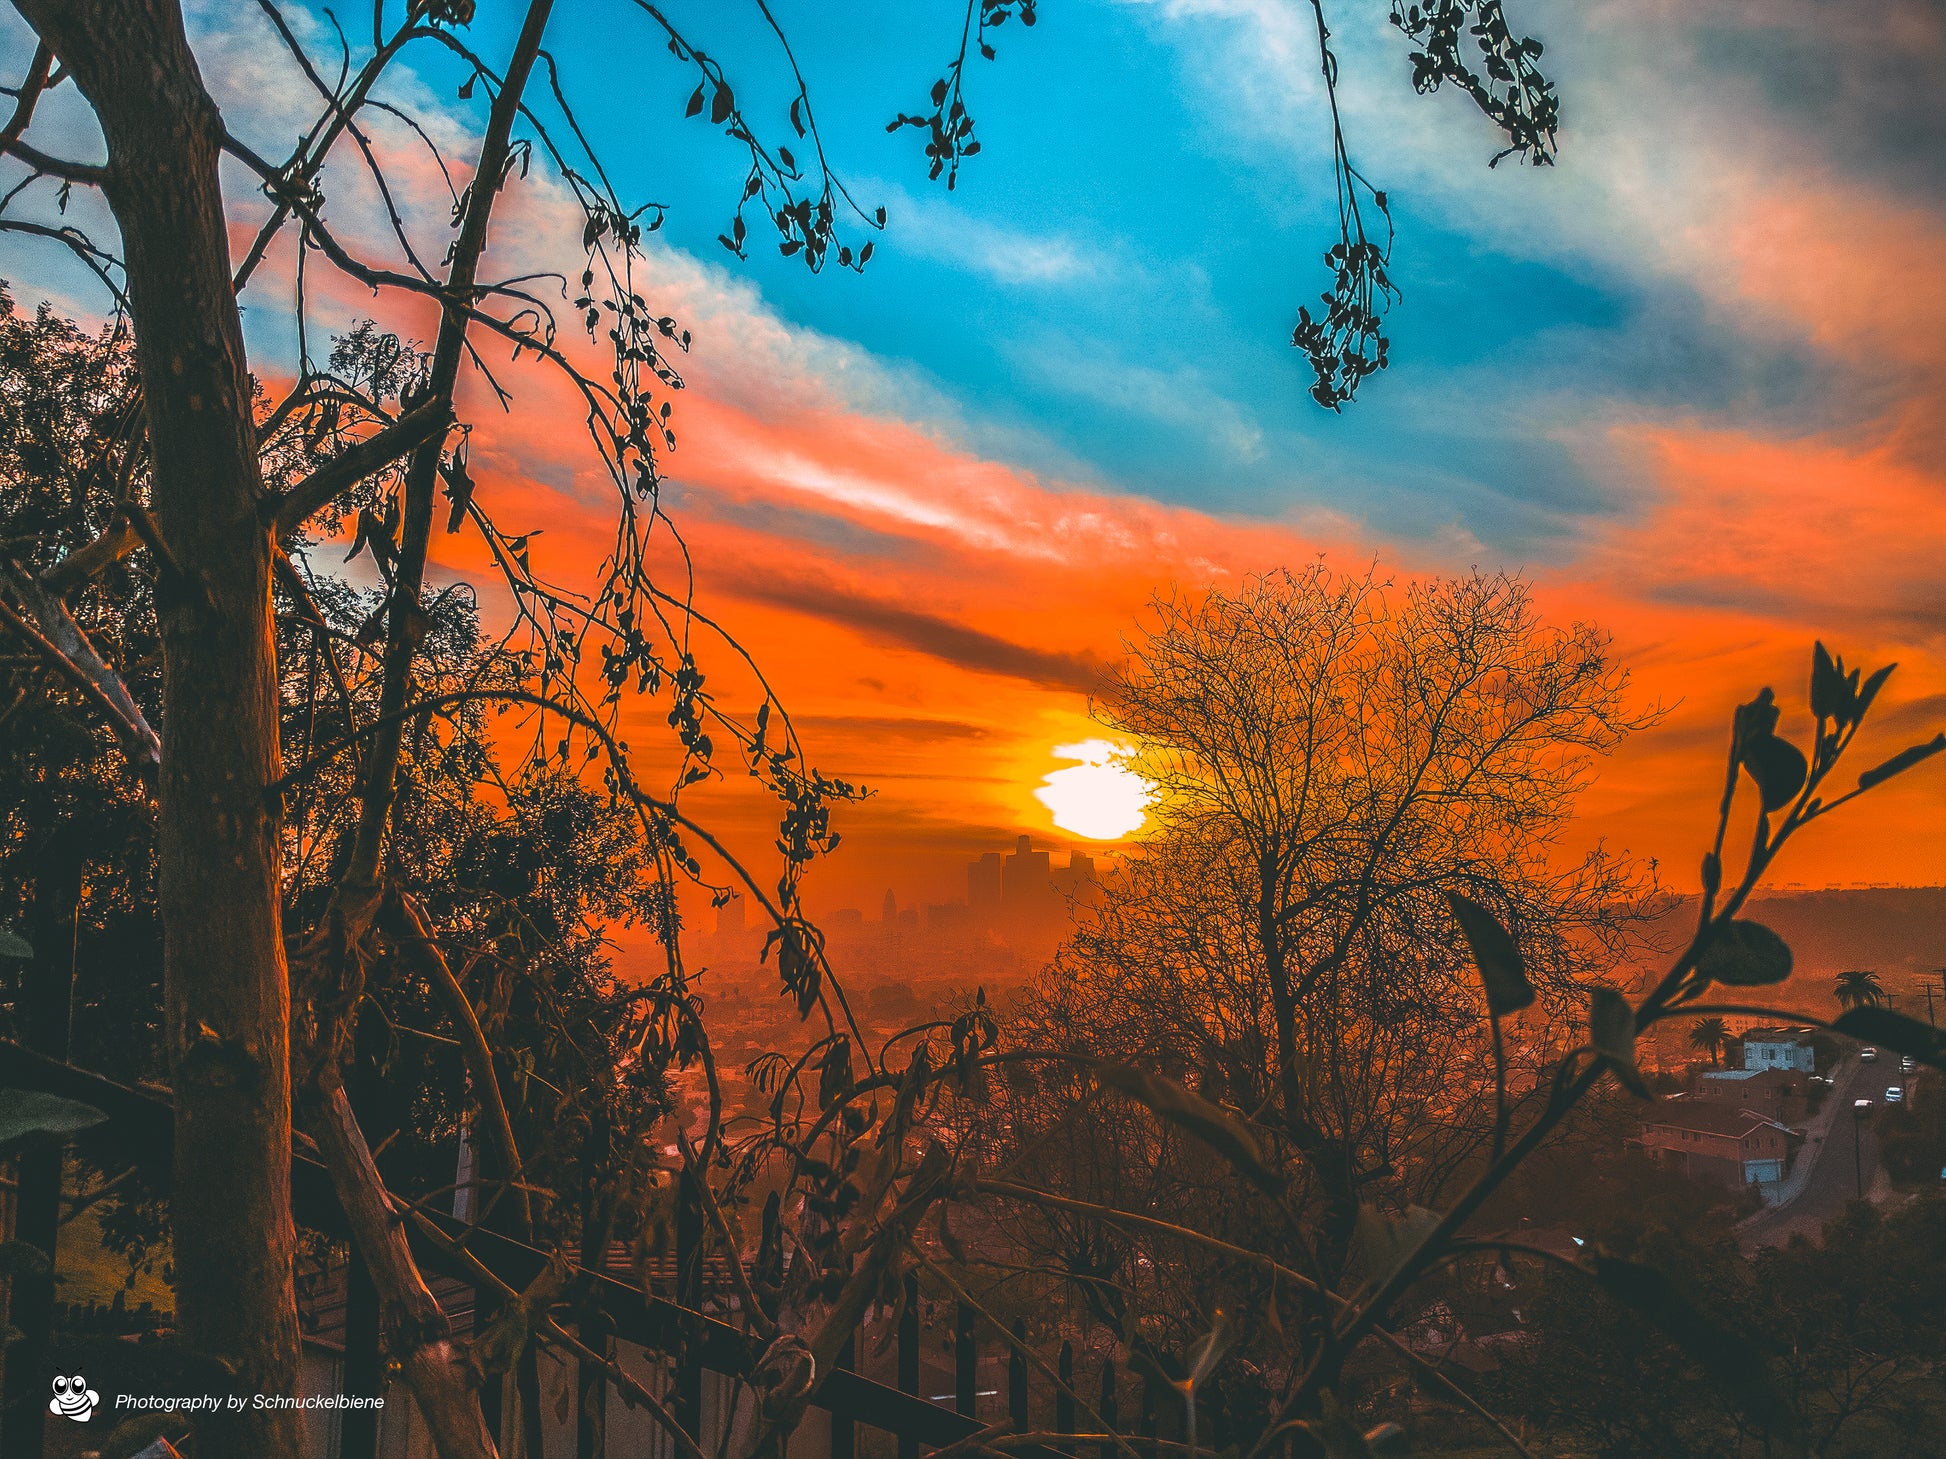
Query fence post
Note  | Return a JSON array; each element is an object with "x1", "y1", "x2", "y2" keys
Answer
[
  {"x1": 955, "y1": 1301, "x2": 977, "y2": 1417},
  {"x1": 1, "y1": 1144, "x2": 59, "y2": 1459},
  {"x1": 1097, "y1": 1363, "x2": 1117, "y2": 1459},
  {"x1": 341, "y1": 1248, "x2": 381, "y2": 1459},
  {"x1": 675, "y1": 1166, "x2": 705, "y2": 1443},
  {"x1": 1008, "y1": 1319, "x2": 1028, "y2": 1433},
  {"x1": 898, "y1": 1273, "x2": 920, "y2": 1459},
  {"x1": 3, "y1": 843, "x2": 78, "y2": 1459},
  {"x1": 577, "y1": 1308, "x2": 614, "y2": 1459},
  {"x1": 1056, "y1": 1341, "x2": 1075, "y2": 1456},
  {"x1": 830, "y1": 1328, "x2": 856, "y2": 1459}
]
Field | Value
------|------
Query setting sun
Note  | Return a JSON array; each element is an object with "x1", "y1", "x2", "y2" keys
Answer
[{"x1": 1034, "y1": 740, "x2": 1154, "y2": 841}]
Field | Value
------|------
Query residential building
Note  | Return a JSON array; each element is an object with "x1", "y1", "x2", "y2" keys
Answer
[
  {"x1": 1692, "y1": 1066, "x2": 1812, "y2": 1125},
  {"x1": 1635, "y1": 1100, "x2": 1803, "y2": 1187},
  {"x1": 1741, "y1": 1026, "x2": 1815, "y2": 1073}
]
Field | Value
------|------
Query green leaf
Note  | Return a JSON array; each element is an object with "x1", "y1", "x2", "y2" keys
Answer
[
  {"x1": 1741, "y1": 733, "x2": 1808, "y2": 812},
  {"x1": 1856, "y1": 733, "x2": 1946, "y2": 792},
  {"x1": 1184, "y1": 1307, "x2": 1237, "y2": 1389},
  {"x1": 0, "y1": 1090, "x2": 107, "y2": 1151},
  {"x1": 1589, "y1": 1253, "x2": 1792, "y2": 1431},
  {"x1": 1353, "y1": 1202, "x2": 1441, "y2": 1291},
  {"x1": 1446, "y1": 892, "x2": 1533, "y2": 1017},
  {"x1": 470, "y1": 1294, "x2": 535, "y2": 1377},
  {"x1": 1589, "y1": 988, "x2": 1648, "y2": 1096},
  {"x1": 1302, "y1": 1394, "x2": 1385, "y2": 1458},
  {"x1": 1832, "y1": 1007, "x2": 1946, "y2": 1070},
  {"x1": 1733, "y1": 688, "x2": 1780, "y2": 747},
  {"x1": 0, "y1": 1239, "x2": 53, "y2": 1281},
  {"x1": 0, "y1": 928, "x2": 31, "y2": 959},
  {"x1": 1809, "y1": 642, "x2": 1845, "y2": 722},
  {"x1": 1096, "y1": 1064, "x2": 1284, "y2": 1196},
  {"x1": 1698, "y1": 920, "x2": 1793, "y2": 987},
  {"x1": 1853, "y1": 662, "x2": 1895, "y2": 720}
]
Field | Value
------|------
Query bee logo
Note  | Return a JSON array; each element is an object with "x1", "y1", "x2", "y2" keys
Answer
[{"x1": 50, "y1": 1373, "x2": 100, "y2": 1421}]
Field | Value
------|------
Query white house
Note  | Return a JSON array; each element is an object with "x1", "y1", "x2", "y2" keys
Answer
[{"x1": 1741, "y1": 1026, "x2": 1815, "y2": 1073}]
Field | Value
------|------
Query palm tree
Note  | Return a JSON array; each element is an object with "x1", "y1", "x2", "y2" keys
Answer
[
  {"x1": 1688, "y1": 1015, "x2": 1731, "y2": 1067},
  {"x1": 1834, "y1": 969, "x2": 1886, "y2": 1011}
]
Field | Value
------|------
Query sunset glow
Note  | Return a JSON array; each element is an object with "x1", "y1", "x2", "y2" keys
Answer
[
  {"x1": 1033, "y1": 741, "x2": 1154, "y2": 841},
  {"x1": 7, "y1": 0, "x2": 1939, "y2": 914}
]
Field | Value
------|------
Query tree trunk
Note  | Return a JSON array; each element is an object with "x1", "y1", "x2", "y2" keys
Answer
[
  {"x1": 309, "y1": 1086, "x2": 501, "y2": 1459},
  {"x1": 9, "y1": 1, "x2": 304, "y2": 1452}
]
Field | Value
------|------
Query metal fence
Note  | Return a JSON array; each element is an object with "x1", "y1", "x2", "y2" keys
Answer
[{"x1": 1, "y1": 1043, "x2": 1080, "y2": 1459}]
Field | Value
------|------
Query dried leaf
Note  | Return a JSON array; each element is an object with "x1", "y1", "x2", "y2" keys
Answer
[
  {"x1": 1096, "y1": 1064, "x2": 1284, "y2": 1196},
  {"x1": 1446, "y1": 891, "x2": 1533, "y2": 1016}
]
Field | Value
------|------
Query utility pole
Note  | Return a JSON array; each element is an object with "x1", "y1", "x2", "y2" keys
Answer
[{"x1": 1853, "y1": 1104, "x2": 1869, "y2": 1201}]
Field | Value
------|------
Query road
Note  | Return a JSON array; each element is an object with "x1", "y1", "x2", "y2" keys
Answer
[{"x1": 1740, "y1": 1055, "x2": 1900, "y2": 1253}]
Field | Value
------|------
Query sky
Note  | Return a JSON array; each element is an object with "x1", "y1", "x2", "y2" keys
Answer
[{"x1": 1, "y1": 0, "x2": 1942, "y2": 914}]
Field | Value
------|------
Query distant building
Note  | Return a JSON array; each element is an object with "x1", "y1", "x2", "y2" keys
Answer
[
  {"x1": 718, "y1": 894, "x2": 746, "y2": 933},
  {"x1": 968, "y1": 853, "x2": 1003, "y2": 918},
  {"x1": 1741, "y1": 1027, "x2": 1815, "y2": 1073},
  {"x1": 925, "y1": 901, "x2": 970, "y2": 931},
  {"x1": 1001, "y1": 835, "x2": 1053, "y2": 919},
  {"x1": 882, "y1": 888, "x2": 899, "y2": 924},
  {"x1": 827, "y1": 907, "x2": 865, "y2": 932},
  {"x1": 1692, "y1": 1067, "x2": 1811, "y2": 1125},
  {"x1": 1635, "y1": 1100, "x2": 1803, "y2": 1186}
]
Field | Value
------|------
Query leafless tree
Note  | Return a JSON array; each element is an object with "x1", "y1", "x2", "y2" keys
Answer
[{"x1": 1003, "y1": 566, "x2": 1651, "y2": 1373}]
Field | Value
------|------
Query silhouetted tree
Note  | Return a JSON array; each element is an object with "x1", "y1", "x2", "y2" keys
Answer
[
  {"x1": 954, "y1": 640, "x2": 1945, "y2": 1450},
  {"x1": 1690, "y1": 1016, "x2": 1731, "y2": 1067},
  {"x1": 1834, "y1": 970, "x2": 1886, "y2": 1011},
  {"x1": 1032, "y1": 571, "x2": 1641, "y2": 1219}
]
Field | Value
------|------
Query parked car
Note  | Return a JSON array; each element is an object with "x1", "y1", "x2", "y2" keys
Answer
[
  {"x1": 1860, "y1": 1047, "x2": 1878, "y2": 1062},
  {"x1": 1902, "y1": 1056, "x2": 1917, "y2": 1073},
  {"x1": 1886, "y1": 1086, "x2": 1904, "y2": 1103}
]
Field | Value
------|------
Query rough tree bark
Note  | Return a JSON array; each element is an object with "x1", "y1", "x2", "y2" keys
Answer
[{"x1": 7, "y1": 0, "x2": 305, "y2": 1453}]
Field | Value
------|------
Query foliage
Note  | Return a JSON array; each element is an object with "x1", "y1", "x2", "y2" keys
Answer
[
  {"x1": 0, "y1": 286, "x2": 162, "y2": 1074},
  {"x1": 1494, "y1": 1197, "x2": 1946, "y2": 1458},
  {"x1": 1832, "y1": 969, "x2": 1886, "y2": 1011},
  {"x1": 938, "y1": 636, "x2": 1943, "y2": 1453},
  {"x1": 1878, "y1": 1076, "x2": 1946, "y2": 1187},
  {"x1": 1689, "y1": 1016, "x2": 1731, "y2": 1067},
  {"x1": 891, "y1": 0, "x2": 1561, "y2": 408}
]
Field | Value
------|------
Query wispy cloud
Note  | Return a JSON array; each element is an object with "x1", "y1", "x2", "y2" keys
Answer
[
  {"x1": 1019, "y1": 338, "x2": 1268, "y2": 464},
  {"x1": 885, "y1": 185, "x2": 1103, "y2": 286}
]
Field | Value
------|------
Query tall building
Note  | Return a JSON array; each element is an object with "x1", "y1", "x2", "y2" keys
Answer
[
  {"x1": 718, "y1": 893, "x2": 746, "y2": 933},
  {"x1": 1054, "y1": 851, "x2": 1102, "y2": 915},
  {"x1": 1001, "y1": 835, "x2": 1052, "y2": 920},
  {"x1": 882, "y1": 888, "x2": 899, "y2": 923},
  {"x1": 968, "y1": 853, "x2": 1003, "y2": 921}
]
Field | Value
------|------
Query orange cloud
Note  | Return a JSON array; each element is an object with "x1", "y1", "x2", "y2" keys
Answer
[{"x1": 1711, "y1": 176, "x2": 1946, "y2": 370}]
